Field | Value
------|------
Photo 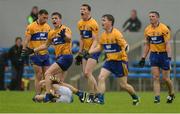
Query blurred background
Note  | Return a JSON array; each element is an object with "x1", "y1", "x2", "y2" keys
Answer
[{"x1": 0, "y1": 0, "x2": 180, "y2": 92}]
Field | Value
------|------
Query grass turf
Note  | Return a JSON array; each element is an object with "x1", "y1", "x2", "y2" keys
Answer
[{"x1": 0, "y1": 91, "x2": 179, "y2": 113}]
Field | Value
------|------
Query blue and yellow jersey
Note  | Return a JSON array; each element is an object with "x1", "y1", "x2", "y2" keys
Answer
[
  {"x1": 77, "y1": 18, "x2": 99, "y2": 51},
  {"x1": 144, "y1": 23, "x2": 170, "y2": 52},
  {"x1": 48, "y1": 25, "x2": 72, "y2": 57},
  {"x1": 25, "y1": 21, "x2": 50, "y2": 55},
  {"x1": 99, "y1": 28, "x2": 128, "y2": 61}
]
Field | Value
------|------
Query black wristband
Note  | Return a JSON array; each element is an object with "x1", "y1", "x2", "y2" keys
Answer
[{"x1": 141, "y1": 57, "x2": 145, "y2": 61}]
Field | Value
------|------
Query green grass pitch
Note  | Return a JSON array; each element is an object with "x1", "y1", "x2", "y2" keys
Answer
[{"x1": 0, "y1": 91, "x2": 179, "y2": 113}]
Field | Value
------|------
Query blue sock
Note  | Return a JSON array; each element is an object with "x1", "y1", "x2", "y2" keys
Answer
[
  {"x1": 155, "y1": 96, "x2": 160, "y2": 101},
  {"x1": 75, "y1": 90, "x2": 82, "y2": 97},
  {"x1": 44, "y1": 93, "x2": 53, "y2": 102},
  {"x1": 97, "y1": 93, "x2": 104, "y2": 102},
  {"x1": 131, "y1": 94, "x2": 138, "y2": 100}
]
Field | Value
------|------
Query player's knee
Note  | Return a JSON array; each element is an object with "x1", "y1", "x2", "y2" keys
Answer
[
  {"x1": 98, "y1": 75, "x2": 105, "y2": 82},
  {"x1": 153, "y1": 75, "x2": 160, "y2": 81},
  {"x1": 162, "y1": 77, "x2": 170, "y2": 82},
  {"x1": 84, "y1": 70, "x2": 91, "y2": 78},
  {"x1": 35, "y1": 73, "x2": 42, "y2": 81},
  {"x1": 44, "y1": 71, "x2": 51, "y2": 77}
]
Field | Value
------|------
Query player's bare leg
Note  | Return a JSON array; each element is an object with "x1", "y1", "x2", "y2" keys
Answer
[
  {"x1": 162, "y1": 70, "x2": 175, "y2": 103},
  {"x1": 118, "y1": 76, "x2": 139, "y2": 105},
  {"x1": 152, "y1": 67, "x2": 161, "y2": 103},
  {"x1": 55, "y1": 70, "x2": 66, "y2": 82},
  {"x1": 95, "y1": 68, "x2": 110, "y2": 104},
  {"x1": 82, "y1": 59, "x2": 87, "y2": 74},
  {"x1": 33, "y1": 65, "x2": 44, "y2": 95},
  {"x1": 84, "y1": 58, "x2": 98, "y2": 102},
  {"x1": 44, "y1": 63, "x2": 63, "y2": 102}
]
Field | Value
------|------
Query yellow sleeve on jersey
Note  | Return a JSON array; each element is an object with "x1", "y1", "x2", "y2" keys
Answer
[
  {"x1": 98, "y1": 36, "x2": 103, "y2": 50},
  {"x1": 91, "y1": 21, "x2": 99, "y2": 36},
  {"x1": 47, "y1": 31, "x2": 53, "y2": 46},
  {"x1": 144, "y1": 26, "x2": 150, "y2": 43},
  {"x1": 116, "y1": 31, "x2": 127, "y2": 51},
  {"x1": 25, "y1": 25, "x2": 32, "y2": 38},
  {"x1": 162, "y1": 26, "x2": 171, "y2": 42},
  {"x1": 65, "y1": 27, "x2": 72, "y2": 36},
  {"x1": 77, "y1": 21, "x2": 81, "y2": 36}
]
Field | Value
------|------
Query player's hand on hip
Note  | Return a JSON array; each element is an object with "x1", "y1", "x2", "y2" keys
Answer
[{"x1": 139, "y1": 57, "x2": 145, "y2": 67}]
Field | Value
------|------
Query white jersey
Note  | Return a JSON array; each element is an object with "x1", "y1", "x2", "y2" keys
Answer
[{"x1": 55, "y1": 86, "x2": 73, "y2": 103}]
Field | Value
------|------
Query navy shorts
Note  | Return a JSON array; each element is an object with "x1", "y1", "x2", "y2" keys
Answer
[
  {"x1": 149, "y1": 52, "x2": 171, "y2": 70},
  {"x1": 56, "y1": 55, "x2": 73, "y2": 71},
  {"x1": 103, "y1": 60, "x2": 128, "y2": 78},
  {"x1": 83, "y1": 52, "x2": 101, "y2": 62},
  {"x1": 30, "y1": 54, "x2": 50, "y2": 66}
]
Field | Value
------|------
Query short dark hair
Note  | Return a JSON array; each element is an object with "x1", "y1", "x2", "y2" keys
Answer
[
  {"x1": 51, "y1": 12, "x2": 62, "y2": 19},
  {"x1": 38, "y1": 9, "x2": 48, "y2": 15},
  {"x1": 15, "y1": 37, "x2": 22, "y2": 42},
  {"x1": 131, "y1": 9, "x2": 137, "y2": 15},
  {"x1": 102, "y1": 14, "x2": 115, "y2": 26},
  {"x1": 149, "y1": 11, "x2": 160, "y2": 18},
  {"x1": 81, "y1": 4, "x2": 91, "y2": 11},
  {"x1": 32, "y1": 6, "x2": 38, "y2": 9}
]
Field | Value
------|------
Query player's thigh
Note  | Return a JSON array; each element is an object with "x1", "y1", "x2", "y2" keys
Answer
[
  {"x1": 98, "y1": 68, "x2": 111, "y2": 81},
  {"x1": 32, "y1": 64, "x2": 43, "y2": 77},
  {"x1": 42, "y1": 66, "x2": 49, "y2": 74},
  {"x1": 45, "y1": 62, "x2": 63, "y2": 76},
  {"x1": 162, "y1": 69, "x2": 170, "y2": 78},
  {"x1": 55, "y1": 71, "x2": 67, "y2": 82},
  {"x1": 82, "y1": 59, "x2": 87, "y2": 73},
  {"x1": 85, "y1": 58, "x2": 97, "y2": 73},
  {"x1": 151, "y1": 66, "x2": 160, "y2": 78}
]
